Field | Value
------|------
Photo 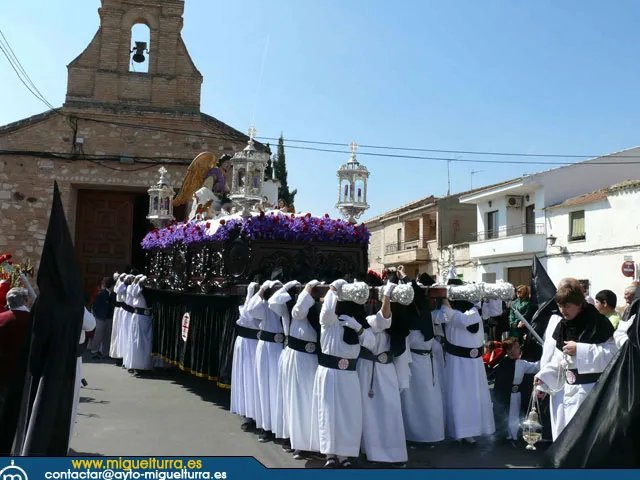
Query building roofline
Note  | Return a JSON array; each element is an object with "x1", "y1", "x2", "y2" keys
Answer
[
  {"x1": 0, "y1": 110, "x2": 58, "y2": 136},
  {"x1": 546, "y1": 179, "x2": 640, "y2": 210}
]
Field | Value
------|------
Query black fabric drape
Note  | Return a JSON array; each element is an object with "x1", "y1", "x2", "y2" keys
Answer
[
  {"x1": 6, "y1": 182, "x2": 85, "y2": 455},
  {"x1": 545, "y1": 287, "x2": 640, "y2": 468},
  {"x1": 148, "y1": 289, "x2": 241, "y2": 387}
]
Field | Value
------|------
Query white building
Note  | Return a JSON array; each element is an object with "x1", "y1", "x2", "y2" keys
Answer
[
  {"x1": 459, "y1": 147, "x2": 640, "y2": 299},
  {"x1": 544, "y1": 180, "x2": 640, "y2": 304}
]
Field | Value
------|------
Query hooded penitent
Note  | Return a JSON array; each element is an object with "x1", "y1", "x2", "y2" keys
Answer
[
  {"x1": 3, "y1": 182, "x2": 85, "y2": 455},
  {"x1": 545, "y1": 285, "x2": 640, "y2": 468}
]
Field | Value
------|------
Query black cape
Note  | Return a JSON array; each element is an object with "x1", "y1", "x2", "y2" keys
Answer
[
  {"x1": 492, "y1": 356, "x2": 516, "y2": 437},
  {"x1": 9, "y1": 182, "x2": 85, "y2": 455},
  {"x1": 545, "y1": 286, "x2": 640, "y2": 468}
]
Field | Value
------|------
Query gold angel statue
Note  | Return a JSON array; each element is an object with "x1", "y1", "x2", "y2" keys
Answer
[{"x1": 173, "y1": 152, "x2": 233, "y2": 221}]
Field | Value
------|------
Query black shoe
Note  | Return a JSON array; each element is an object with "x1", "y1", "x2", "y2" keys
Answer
[
  {"x1": 281, "y1": 440, "x2": 294, "y2": 453},
  {"x1": 324, "y1": 458, "x2": 338, "y2": 468},
  {"x1": 258, "y1": 431, "x2": 272, "y2": 443},
  {"x1": 292, "y1": 450, "x2": 304, "y2": 460},
  {"x1": 241, "y1": 420, "x2": 255, "y2": 432}
]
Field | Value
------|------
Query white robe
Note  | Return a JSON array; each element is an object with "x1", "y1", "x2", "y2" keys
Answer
[
  {"x1": 268, "y1": 287, "x2": 293, "y2": 440},
  {"x1": 119, "y1": 285, "x2": 134, "y2": 368},
  {"x1": 109, "y1": 280, "x2": 126, "y2": 359},
  {"x1": 286, "y1": 291, "x2": 319, "y2": 452},
  {"x1": 71, "y1": 308, "x2": 96, "y2": 443},
  {"x1": 539, "y1": 314, "x2": 565, "y2": 441},
  {"x1": 436, "y1": 305, "x2": 495, "y2": 439},
  {"x1": 357, "y1": 318, "x2": 408, "y2": 463},
  {"x1": 126, "y1": 284, "x2": 153, "y2": 370},
  {"x1": 537, "y1": 315, "x2": 617, "y2": 439},
  {"x1": 401, "y1": 331, "x2": 445, "y2": 443},
  {"x1": 310, "y1": 290, "x2": 362, "y2": 457},
  {"x1": 230, "y1": 300, "x2": 260, "y2": 420},
  {"x1": 247, "y1": 292, "x2": 283, "y2": 433},
  {"x1": 614, "y1": 314, "x2": 635, "y2": 348},
  {"x1": 506, "y1": 359, "x2": 539, "y2": 440},
  {"x1": 431, "y1": 316, "x2": 446, "y2": 399}
]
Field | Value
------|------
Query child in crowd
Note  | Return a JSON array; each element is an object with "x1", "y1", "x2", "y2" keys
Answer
[{"x1": 493, "y1": 337, "x2": 539, "y2": 444}]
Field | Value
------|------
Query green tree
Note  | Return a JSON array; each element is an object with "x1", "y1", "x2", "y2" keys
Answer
[
  {"x1": 274, "y1": 134, "x2": 297, "y2": 206},
  {"x1": 263, "y1": 142, "x2": 273, "y2": 180}
]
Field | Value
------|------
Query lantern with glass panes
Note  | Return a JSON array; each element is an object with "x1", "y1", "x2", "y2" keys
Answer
[
  {"x1": 229, "y1": 127, "x2": 269, "y2": 217},
  {"x1": 335, "y1": 141, "x2": 370, "y2": 223},
  {"x1": 147, "y1": 166, "x2": 175, "y2": 228}
]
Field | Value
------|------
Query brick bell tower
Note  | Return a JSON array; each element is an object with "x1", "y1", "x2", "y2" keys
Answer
[{"x1": 64, "y1": 0, "x2": 202, "y2": 113}]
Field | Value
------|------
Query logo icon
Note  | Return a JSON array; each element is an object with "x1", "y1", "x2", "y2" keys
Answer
[
  {"x1": 377, "y1": 353, "x2": 388, "y2": 364},
  {"x1": 0, "y1": 460, "x2": 28, "y2": 480},
  {"x1": 469, "y1": 348, "x2": 479, "y2": 358},
  {"x1": 338, "y1": 358, "x2": 349, "y2": 370},
  {"x1": 274, "y1": 333, "x2": 284, "y2": 344},
  {"x1": 305, "y1": 343, "x2": 316, "y2": 353}
]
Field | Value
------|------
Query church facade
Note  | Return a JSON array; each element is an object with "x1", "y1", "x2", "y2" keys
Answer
[{"x1": 0, "y1": 0, "x2": 258, "y2": 297}]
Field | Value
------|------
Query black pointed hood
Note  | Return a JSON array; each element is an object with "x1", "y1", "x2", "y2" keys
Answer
[{"x1": 10, "y1": 182, "x2": 85, "y2": 455}]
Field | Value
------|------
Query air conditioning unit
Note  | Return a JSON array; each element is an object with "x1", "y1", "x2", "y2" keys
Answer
[{"x1": 506, "y1": 195, "x2": 523, "y2": 208}]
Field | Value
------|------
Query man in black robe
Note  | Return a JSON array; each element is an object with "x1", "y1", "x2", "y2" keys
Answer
[
  {"x1": 2, "y1": 182, "x2": 85, "y2": 455},
  {"x1": 545, "y1": 284, "x2": 640, "y2": 468}
]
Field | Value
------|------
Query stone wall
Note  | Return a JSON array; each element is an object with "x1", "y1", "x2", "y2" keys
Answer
[{"x1": 0, "y1": 111, "x2": 247, "y2": 270}]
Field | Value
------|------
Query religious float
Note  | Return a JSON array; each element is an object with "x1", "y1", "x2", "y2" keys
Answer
[
  {"x1": 141, "y1": 130, "x2": 518, "y2": 391},
  {"x1": 142, "y1": 132, "x2": 372, "y2": 386}
]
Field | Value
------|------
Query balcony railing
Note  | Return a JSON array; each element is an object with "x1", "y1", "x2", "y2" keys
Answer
[
  {"x1": 385, "y1": 238, "x2": 433, "y2": 254},
  {"x1": 474, "y1": 223, "x2": 545, "y2": 242}
]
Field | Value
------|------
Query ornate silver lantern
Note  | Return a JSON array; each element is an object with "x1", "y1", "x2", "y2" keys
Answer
[
  {"x1": 336, "y1": 141, "x2": 370, "y2": 223},
  {"x1": 147, "y1": 166, "x2": 175, "y2": 228},
  {"x1": 229, "y1": 127, "x2": 269, "y2": 217}
]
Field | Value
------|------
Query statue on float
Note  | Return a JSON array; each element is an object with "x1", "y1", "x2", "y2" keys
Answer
[{"x1": 172, "y1": 152, "x2": 233, "y2": 221}]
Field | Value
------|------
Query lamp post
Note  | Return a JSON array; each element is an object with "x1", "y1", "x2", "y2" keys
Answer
[
  {"x1": 146, "y1": 166, "x2": 175, "y2": 228},
  {"x1": 335, "y1": 141, "x2": 370, "y2": 223},
  {"x1": 229, "y1": 127, "x2": 269, "y2": 217}
]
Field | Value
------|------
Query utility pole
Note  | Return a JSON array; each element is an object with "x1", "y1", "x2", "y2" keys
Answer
[{"x1": 471, "y1": 169, "x2": 483, "y2": 189}]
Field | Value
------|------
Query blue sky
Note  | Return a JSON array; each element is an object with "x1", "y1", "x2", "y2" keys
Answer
[{"x1": 2, "y1": 0, "x2": 640, "y2": 220}]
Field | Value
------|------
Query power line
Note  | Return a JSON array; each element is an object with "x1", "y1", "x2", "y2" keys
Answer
[{"x1": 3, "y1": 29, "x2": 640, "y2": 165}]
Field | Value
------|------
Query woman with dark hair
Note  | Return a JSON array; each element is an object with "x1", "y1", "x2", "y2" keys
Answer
[
  {"x1": 535, "y1": 278, "x2": 616, "y2": 440},
  {"x1": 509, "y1": 285, "x2": 532, "y2": 342}
]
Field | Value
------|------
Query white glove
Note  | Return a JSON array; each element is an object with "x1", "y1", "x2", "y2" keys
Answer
[
  {"x1": 330, "y1": 279, "x2": 348, "y2": 295},
  {"x1": 338, "y1": 314, "x2": 362, "y2": 331},
  {"x1": 284, "y1": 280, "x2": 301, "y2": 291},
  {"x1": 305, "y1": 279, "x2": 322, "y2": 292},
  {"x1": 259, "y1": 280, "x2": 274, "y2": 293},
  {"x1": 382, "y1": 282, "x2": 397, "y2": 297},
  {"x1": 246, "y1": 282, "x2": 259, "y2": 299}
]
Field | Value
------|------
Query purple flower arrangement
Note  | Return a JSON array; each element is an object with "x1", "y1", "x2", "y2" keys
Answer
[{"x1": 141, "y1": 212, "x2": 370, "y2": 250}]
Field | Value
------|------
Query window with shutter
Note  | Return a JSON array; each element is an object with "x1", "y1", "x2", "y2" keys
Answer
[{"x1": 569, "y1": 210, "x2": 585, "y2": 241}]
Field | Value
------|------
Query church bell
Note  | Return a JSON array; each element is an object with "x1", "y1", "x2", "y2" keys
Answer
[{"x1": 131, "y1": 41, "x2": 148, "y2": 63}]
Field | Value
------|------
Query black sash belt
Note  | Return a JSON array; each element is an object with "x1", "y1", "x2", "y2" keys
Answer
[
  {"x1": 411, "y1": 348, "x2": 436, "y2": 386},
  {"x1": 445, "y1": 342, "x2": 482, "y2": 359},
  {"x1": 359, "y1": 348, "x2": 393, "y2": 364},
  {"x1": 286, "y1": 336, "x2": 318, "y2": 354},
  {"x1": 566, "y1": 369, "x2": 601, "y2": 385},
  {"x1": 236, "y1": 325, "x2": 260, "y2": 340},
  {"x1": 115, "y1": 301, "x2": 124, "y2": 308},
  {"x1": 256, "y1": 330, "x2": 285, "y2": 344},
  {"x1": 318, "y1": 352, "x2": 357, "y2": 371},
  {"x1": 134, "y1": 307, "x2": 151, "y2": 316},
  {"x1": 121, "y1": 304, "x2": 134, "y2": 314}
]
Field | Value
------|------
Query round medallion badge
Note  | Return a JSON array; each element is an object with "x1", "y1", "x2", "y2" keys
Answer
[
  {"x1": 511, "y1": 385, "x2": 519, "y2": 393},
  {"x1": 470, "y1": 348, "x2": 479, "y2": 358},
  {"x1": 377, "y1": 353, "x2": 388, "y2": 364},
  {"x1": 566, "y1": 370, "x2": 576, "y2": 385},
  {"x1": 305, "y1": 343, "x2": 316, "y2": 353},
  {"x1": 274, "y1": 333, "x2": 284, "y2": 343},
  {"x1": 338, "y1": 358, "x2": 349, "y2": 370},
  {"x1": 144, "y1": 309, "x2": 151, "y2": 316}
]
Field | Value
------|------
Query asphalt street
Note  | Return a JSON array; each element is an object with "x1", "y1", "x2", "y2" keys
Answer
[{"x1": 71, "y1": 356, "x2": 547, "y2": 468}]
